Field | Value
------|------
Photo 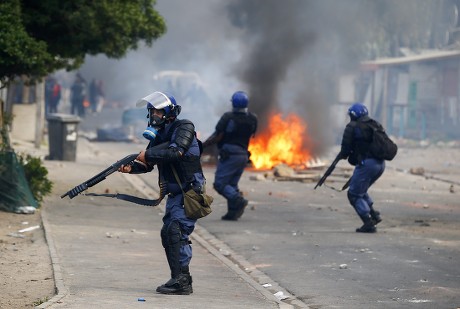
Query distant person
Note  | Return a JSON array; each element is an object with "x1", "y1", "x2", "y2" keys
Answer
[
  {"x1": 202, "y1": 91, "x2": 257, "y2": 221},
  {"x1": 89, "y1": 79, "x2": 105, "y2": 114},
  {"x1": 70, "y1": 73, "x2": 87, "y2": 117},
  {"x1": 45, "y1": 76, "x2": 61, "y2": 115},
  {"x1": 338, "y1": 103, "x2": 385, "y2": 233},
  {"x1": 118, "y1": 91, "x2": 206, "y2": 295}
]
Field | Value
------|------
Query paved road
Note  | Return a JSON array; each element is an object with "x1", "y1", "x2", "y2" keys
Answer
[
  {"x1": 70, "y1": 139, "x2": 460, "y2": 309},
  {"x1": 198, "y1": 150, "x2": 460, "y2": 309},
  {"x1": 77, "y1": 109, "x2": 460, "y2": 308}
]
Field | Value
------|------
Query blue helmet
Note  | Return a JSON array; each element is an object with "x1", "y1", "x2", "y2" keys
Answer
[
  {"x1": 231, "y1": 91, "x2": 249, "y2": 108},
  {"x1": 348, "y1": 103, "x2": 368, "y2": 120},
  {"x1": 143, "y1": 91, "x2": 180, "y2": 118},
  {"x1": 136, "y1": 91, "x2": 181, "y2": 128}
]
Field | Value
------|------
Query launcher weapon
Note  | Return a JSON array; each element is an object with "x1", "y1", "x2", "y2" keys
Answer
[
  {"x1": 61, "y1": 142, "x2": 170, "y2": 206},
  {"x1": 314, "y1": 153, "x2": 341, "y2": 190},
  {"x1": 61, "y1": 153, "x2": 139, "y2": 199}
]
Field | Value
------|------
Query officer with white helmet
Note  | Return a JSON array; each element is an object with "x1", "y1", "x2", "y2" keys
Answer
[{"x1": 119, "y1": 91, "x2": 205, "y2": 294}]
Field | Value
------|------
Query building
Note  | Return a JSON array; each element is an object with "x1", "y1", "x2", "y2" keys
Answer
[{"x1": 348, "y1": 50, "x2": 460, "y2": 140}]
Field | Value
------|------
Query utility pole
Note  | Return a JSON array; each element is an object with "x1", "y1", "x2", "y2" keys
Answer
[{"x1": 34, "y1": 81, "x2": 44, "y2": 149}]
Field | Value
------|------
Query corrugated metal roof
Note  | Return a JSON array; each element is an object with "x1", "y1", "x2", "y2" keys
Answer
[{"x1": 361, "y1": 50, "x2": 460, "y2": 68}]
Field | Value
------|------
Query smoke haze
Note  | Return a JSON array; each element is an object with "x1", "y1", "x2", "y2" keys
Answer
[{"x1": 74, "y1": 0, "x2": 439, "y2": 155}]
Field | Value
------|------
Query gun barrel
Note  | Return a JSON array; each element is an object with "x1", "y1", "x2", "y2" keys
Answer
[
  {"x1": 61, "y1": 153, "x2": 139, "y2": 199},
  {"x1": 314, "y1": 154, "x2": 341, "y2": 189}
]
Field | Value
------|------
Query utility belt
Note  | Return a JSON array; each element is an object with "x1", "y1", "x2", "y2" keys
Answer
[
  {"x1": 219, "y1": 146, "x2": 249, "y2": 161},
  {"x1": 167, "y1": 184, "x2": 187, "y2": 198},
  {"x1": 167, "y1": 182, "x2": 203, "y2": 198}
]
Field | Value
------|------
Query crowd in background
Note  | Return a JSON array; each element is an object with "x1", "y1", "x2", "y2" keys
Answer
[{"x1": 8, "y1": 73, "x2": 106, "y2": 119}]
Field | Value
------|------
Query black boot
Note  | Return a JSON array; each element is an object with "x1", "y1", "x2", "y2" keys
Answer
[
  {"x1": 221, "y1": 198, "x2": 240, "y2": 221},
  {"x1": 156, "y1": 265, "x2": 193, "y2": 294},
  {"x1": 356, "y1": 214, "x2": 376, "y2": 233},
  {"x1": 221, "y1": 212, "x2": 238, "y2": 220},
  {"x1": 369, "y1": 208, "x2": 382, "y2": 225},
  {"x1": 181, "y1": 266, "x2": 193, "y2": 293},
  {"x1": 235, "y1": 196, "x2": 248, "y2": 219},
  {"x1": 156, "y1": 274, "x2": 193, "y2": 295}
]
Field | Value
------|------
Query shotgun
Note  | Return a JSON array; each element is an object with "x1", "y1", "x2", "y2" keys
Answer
[
  {"x1": 61, "y1": 141, "x2": 171, "y2": 206},
  {"x1": 314, "y1": 153, "x2": 342, "y2": 189},
  {"x1": 61, "y1": 153, "x2": 139, "y2": 199}
]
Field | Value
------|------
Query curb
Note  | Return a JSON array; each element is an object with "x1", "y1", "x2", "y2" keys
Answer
[
  {"x1": 124, "y1": 173, "x2": 310, "y2": 309},
  {"x1": 36, "y1": 209, "x2": 69, "y2": 308},
  {"x1": 36, "y1": 168, "x2": 309, "y2": 309}
]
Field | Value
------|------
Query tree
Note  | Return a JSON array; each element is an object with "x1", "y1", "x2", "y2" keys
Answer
[
  {"x1": 0, "y1": 1, "x2": 53, "y2": 83},
  {"x1": 0, "y1": 0, "x2": 166, "y2": 84},
  {"x1": 361, "y1": 0, "x2": 441, "y2": 59}
]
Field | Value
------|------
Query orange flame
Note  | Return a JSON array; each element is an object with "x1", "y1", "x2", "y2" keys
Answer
[{"x1": 248, "y1": 113, "x2": 312, "y2": 169}]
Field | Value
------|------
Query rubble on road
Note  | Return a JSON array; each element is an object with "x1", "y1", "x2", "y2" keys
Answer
[{"x1": 249, "y1": 162, "x2": 352, "y2": 184}]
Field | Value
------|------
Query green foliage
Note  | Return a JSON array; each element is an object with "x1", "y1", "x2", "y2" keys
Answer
[
  {"x1": 18, "y1": 153, "x2": 53, "y2": 206},
  {"x1": 0, "y1": 0, "x2": 54, "y2": 83},
  {"x1": 0, "y1": 113, "x2": 13, "y2": 151},
  {"x1": 0, "y1": 0, "x2": 166, "y2": 84},
  {"x1": 360, "y1": 0, "x2": 439, "y2": 59},
  {"x1": 32, "y1": 296, "x2": 49, "y2": 307},
  {"x1": 0, "y1": 114, "x2": 50, "y2": 208}
]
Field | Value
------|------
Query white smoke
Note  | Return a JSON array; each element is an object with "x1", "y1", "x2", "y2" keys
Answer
[{"x1": 75, "y1": 0, "x2": 442, "y2": 153}]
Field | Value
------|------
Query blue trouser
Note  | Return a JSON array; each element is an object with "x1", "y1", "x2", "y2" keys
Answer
[
  {"x1": 213, "y1": 144, "x2": 248, "y2": 210},
  {"x1": 161, "y1": 193, "x2": 196, "y2": 277},
  {"x1": 347, "y1": 158, "x2": 385, "y2": 217}
]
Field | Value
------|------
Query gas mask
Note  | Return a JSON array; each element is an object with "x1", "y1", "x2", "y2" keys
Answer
[
  {"x1": 143, "y1": 109, "x2": 165, "y2": 141},
  {"x1": 136, "y1": 91, "x2": 180, "y2": 141},
  {"x1": 150, "y1": 114, "x2": 166, "y2": 128},
  {"x1": 142, "y1": 126, "x2": 158, "y2": 141}
]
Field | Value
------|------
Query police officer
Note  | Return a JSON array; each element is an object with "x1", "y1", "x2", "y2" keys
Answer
[
  {"x1": 339, "y1": 103, "x2": 384, "y2": 233},
  {"x1": 119, "y1": 91, "x2": 205, "y2": 294},
  {"x1": 202, "y1": 91, "x2": 258, "y2": 221}
]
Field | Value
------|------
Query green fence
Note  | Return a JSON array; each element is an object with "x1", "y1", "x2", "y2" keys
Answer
[{"x1": 0, "y1": 151, "x2": 38, "y2": 213}]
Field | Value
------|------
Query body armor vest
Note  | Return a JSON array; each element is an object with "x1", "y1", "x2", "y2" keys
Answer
[
  {"x1": 217, "y1": 111, "x2": 257, "y2": 149},
  {"x1": 149, "y1": 119, "x2": 203, "y2": 185}
]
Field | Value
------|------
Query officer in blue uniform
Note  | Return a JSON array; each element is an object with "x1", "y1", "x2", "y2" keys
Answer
[
  {"x1": 339, "y1": 103, "x2": 385, "y2": 233},
  {"x1": 203, "y1": 91, "x2": 258, "y2": 221},
  {"x1": 119, "y1": 91, "x2": 205, "y2": 294}
]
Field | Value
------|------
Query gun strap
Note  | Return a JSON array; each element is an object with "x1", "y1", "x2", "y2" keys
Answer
[
  {"x1": 84, "y1": 177, "x2": 168, "y2": 207},
  {"x1": 323, "y1": 176, "x2": 352, "y2": 192},
  {"x1": 84, "y1": 192, "x2": 164, "y2": 206}
]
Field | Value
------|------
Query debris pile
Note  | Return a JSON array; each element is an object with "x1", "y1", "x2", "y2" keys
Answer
[{"x1": 249, "y1": 160, "x2": 352, "y2": 184}]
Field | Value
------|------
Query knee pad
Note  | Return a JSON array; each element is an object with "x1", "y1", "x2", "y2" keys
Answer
[
  {"x1": 348, "y1": 191, "x2": 370, "y2": 216},
  {"x1": 213, "y1": 182, "x2": 224, "y2": 195},
  {"x1": 347, "y1": 191, "x2": 358, "y2": 206},
  {"x1": 160, "y1": 225, "x2": 168, "y2": 249},
  {"x1": 166, "y1": 220, "x2": 182, "y2": 246}
]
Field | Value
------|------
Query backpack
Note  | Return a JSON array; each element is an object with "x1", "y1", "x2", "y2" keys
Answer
[{"x1": 366, "y1": 120, "x2": 398, "y2": 161}]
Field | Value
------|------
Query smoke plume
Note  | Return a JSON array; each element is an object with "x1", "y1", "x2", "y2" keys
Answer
[{"x1": 73, "y1": 0, "x2": 441, "y2": 154}]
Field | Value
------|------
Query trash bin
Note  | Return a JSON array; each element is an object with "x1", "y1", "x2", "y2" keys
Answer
[{"x1": 47, "y1": 114, "x2": 81, "y2": 161}]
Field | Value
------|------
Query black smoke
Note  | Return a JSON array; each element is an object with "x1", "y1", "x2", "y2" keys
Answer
[
  {"x1": 75, "y1": 0, "x2": 441, "y2": 154},
  {"x1": 224, "y1": 0, "x2": 368, "y2": 153},
  {"x1": 226, "y1": 0, "x2": 316, "y2": 130}
]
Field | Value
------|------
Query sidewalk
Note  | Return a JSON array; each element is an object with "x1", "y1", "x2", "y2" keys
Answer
[{"x1": 28, "y1": 137, "x2": 290, "y2": 309}]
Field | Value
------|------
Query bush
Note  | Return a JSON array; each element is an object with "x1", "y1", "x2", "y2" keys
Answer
[
  {"x1": 18, "y1": 153, "x2": 53, "y2": 206},
  {"x1": 2, "y1": 112, "x2": 53, "y2": 207}
]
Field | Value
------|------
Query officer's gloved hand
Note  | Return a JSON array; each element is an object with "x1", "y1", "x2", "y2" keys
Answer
[{"x1": 338, "y1": 151, "x2": 348, "y2": 160}]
